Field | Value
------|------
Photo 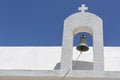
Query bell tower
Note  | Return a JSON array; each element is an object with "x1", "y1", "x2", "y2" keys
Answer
[
  {"x1": 61, "y1": 4, "x2": 104, "y2": 72},
  {"x1": 0, "y1": 4, "x2": 120, "y2": 80}
]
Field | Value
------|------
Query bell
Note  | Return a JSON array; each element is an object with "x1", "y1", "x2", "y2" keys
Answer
[{"x1": 76, "y1": 34, "x2": 89, "y2": 52}]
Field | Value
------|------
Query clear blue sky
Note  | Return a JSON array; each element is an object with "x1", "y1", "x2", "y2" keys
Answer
[{"x1": 0, "y1": 0, "x2": 120, "y2": 46}]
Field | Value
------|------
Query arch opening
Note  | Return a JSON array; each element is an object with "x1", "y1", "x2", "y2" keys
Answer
[{"x1": 72, "y1": 27, "x2": 93, "y2": 70}]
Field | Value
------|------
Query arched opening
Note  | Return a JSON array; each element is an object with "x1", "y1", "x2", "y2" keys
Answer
[{"x1": 72, "y1": 27, "x2": 93, "y2": 70}]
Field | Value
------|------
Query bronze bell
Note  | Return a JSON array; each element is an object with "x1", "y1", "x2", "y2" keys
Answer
[{"x1": 76, "y1": 34, "x2": 89, "y2": 52}]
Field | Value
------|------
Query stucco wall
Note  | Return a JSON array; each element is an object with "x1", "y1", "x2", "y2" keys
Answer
[{"x1": 0, "y1": 47, "x2": 119, "y2": 71}]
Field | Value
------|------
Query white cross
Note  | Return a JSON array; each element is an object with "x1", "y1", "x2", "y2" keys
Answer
[{"x1": 78, "y1": 4, "x2": 88, "y2": 12}]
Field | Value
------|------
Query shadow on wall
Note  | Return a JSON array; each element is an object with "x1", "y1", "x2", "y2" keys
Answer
[{"x1": 54, "y1": 61, "x2": 93, "y2": 70}]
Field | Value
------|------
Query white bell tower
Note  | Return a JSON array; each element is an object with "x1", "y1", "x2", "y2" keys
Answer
[
  {"x1": 61, "y1": 4, "x2": 104, "y2": 72},
  {"x1": 0, "y1": 4, "x2": 120, "y2": 80}
]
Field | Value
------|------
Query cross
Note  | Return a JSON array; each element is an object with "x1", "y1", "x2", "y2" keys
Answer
[{"x1": 78, "y1": 4, "x2": 88, "y2": 12}]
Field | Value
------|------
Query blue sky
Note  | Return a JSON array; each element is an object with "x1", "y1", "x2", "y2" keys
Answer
[{"x1": 0, "y1": 0, "x2": 120, "y2": 46}]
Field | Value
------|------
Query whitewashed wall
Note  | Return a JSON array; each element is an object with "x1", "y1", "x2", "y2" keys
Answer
[{"x1": 0, "y1": 47, "x2": 119, "y2": 71}]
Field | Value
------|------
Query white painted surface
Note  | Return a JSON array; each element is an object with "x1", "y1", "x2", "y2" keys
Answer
[{"x1": 0, "y1": 47, "x2": 120, "y2": 71}]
